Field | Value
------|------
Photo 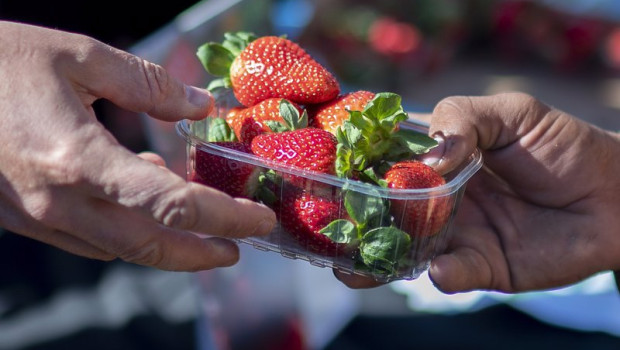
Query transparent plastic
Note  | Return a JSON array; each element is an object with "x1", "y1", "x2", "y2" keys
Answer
[{"x1": 176, "y1": 95, "x2": 482, "y2": 282}]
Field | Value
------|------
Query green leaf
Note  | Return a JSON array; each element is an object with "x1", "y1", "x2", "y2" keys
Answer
[
  {"x1": 342, "y1": 121, "x2": 362, "y2": 146},
  {"x1": 265, "y1": 120, "x2": 289, "y2": 133},
  {"x1": 393, "y1": 129, "x2": 438, "y2": 154},
  {"x1": 335, "y1": 126, "x2": 350, "y2": 148},
  {"x1": 255, "y1": 171, "x2": 278, "y2": 206},
  {"x1": 206, "y1": 78, "x2": 231, "y2": 92},
  {"x1": 279, "y1": 99, "x2": 307, "y2": 130},
  {"x1": 379, "y1": 109, "x2": 408, "y2": 130},
  {"x1": 360, "y1": 167, "x2": 388, "y2": 187},
  {"x1": 336, "y1": 145, "x2": 353, "y2": 178},
  {"x1": 196, "y1": 43, "x2": 235, "y2": 78},
  {"x1": 222, "y1": 31, "x2": 257, "y2": 56},
  {"x1": 344, "y1": 188, "x2": 388, "y2": 226},
  {"x1": 207, "y1": 117, "x2": 237, "y2": 142},
  {"x1": 360, "y1": 226, "x2": 411, "y2": 273},
  {"x1": 319, "y1": 219, "x2": 358, "y2": 245},
  {"x1": 348, "y1": 110, "x2": 371, "y2": 133},
  {"x1": 363, "y1": 92, "x2": 402, "y2": 123}
]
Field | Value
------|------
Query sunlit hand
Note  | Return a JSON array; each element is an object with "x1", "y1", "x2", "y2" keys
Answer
[
  {"x1": 0, "y1": 21, "x2": 276, "y2": 271},
  {"x1": 336, "y1": 92, "x2": 620, "y2": 293}
]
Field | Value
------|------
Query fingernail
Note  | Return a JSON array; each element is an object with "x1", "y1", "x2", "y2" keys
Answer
[
  {"x1": 186, "y1": 85, "x2": 213, "y2": 111},
  {"x1": 428, "y1": 263, "x2": 442, "y2": 290},
  {"x1": 421, "y1": 133, "x2": 446, "y2": 166}
]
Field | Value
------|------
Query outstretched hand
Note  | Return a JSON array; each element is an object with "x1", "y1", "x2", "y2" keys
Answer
[
  {"x1": 0, "y1": 21, "x2": 276, "y2": 271},
  {"x1": 336, "y1": 92, "x2": 620, "y2": 293}
]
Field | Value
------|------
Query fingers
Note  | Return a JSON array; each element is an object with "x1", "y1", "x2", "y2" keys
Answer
[
  {"x1": 89, "y1": 148, "x2": 277, "y2": 239},
  {"x1": 69, "y1": 37, "x2": 214, "y2": 121},
  {"x1": 137, "y1": 151, "x2": 166, "y2": 167},
  {"x1": 333, "y1": 271, "x2": 385, "y2": 289},
  {"x1": 127, "y1": 151, "x2": 278, "y2": 238},
  {"x1": 429, "y1": 249, "x2": 494, "y2": 294},
  {"x1": 163, "y1": 183, "x2": 277, "y2": 238},
  {"x1": 428, "y1": 92, "x2": 550, "y2": 174},
  {"x1": 66, "y1": 197, "x2": 242, "y2": 271},
  {"x1": 19, "y1": 192, "x2": 242, "y2": 271}
]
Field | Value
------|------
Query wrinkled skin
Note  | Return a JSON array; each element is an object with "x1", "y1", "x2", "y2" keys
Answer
[
  {"x1": 336, "y1": 92, "x2": 620, "y2": 293},
  {"x1": 0, "y1": 21, "x2": 276, "y2": 271}
]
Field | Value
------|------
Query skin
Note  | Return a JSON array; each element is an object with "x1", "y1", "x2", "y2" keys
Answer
[
  {"x1": 0, "y1": 21, "x2": 276, "y2": 271},
  {"x1": 336, "y1": 92, "x2": 620, "y2": 293}
]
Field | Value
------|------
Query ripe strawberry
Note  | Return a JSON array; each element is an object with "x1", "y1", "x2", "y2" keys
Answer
[
  {"x1": 225, "y1": 98, "x2": 303, "y2": 143},
  {"x1": 383, "y1": 160, "x2": 452, "y2": 237},
  {"x1": 308, "y1": 90, "x2": 376, "y2": 134},
  {"x1": 277, "y1": 188, "x2": 351, "y2": 256},
  {"x1": 250, "y1": 128, "x2": 337, "y2": 175},
  {"x1": 191, "y1": 142, "x2": 260, "y2": 199},
  {"x1": 197, "y1": 32, "x2": 340, "y2": 107}
]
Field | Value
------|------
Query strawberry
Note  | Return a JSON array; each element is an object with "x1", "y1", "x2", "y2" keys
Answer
[
  {"x1": 335, "y1": 92, "x2": 438, "y2": 180},
  {"x1": 276, "y1": 187, "x2": 352, "y2": 256},
  {"x1": 191, "y1": 142, "x2": 260, "y2": 199},
  {"x1": 308, "y1": 90, "x2": 376, "y2": 134},
  {"x1": 383, "y1": 160, "x2": 452, "y2": 237},
  {"x1": 250, "y1": 128, "x2": 338, "y2": 175},
  {"x1": 226, "y1": 98, "x2": 304, "y2": 143},
  {"x1": 197, "y1": 32, "x2": 340, "y2": 107}
]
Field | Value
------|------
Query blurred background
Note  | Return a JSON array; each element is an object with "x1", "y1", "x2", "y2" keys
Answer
[{"x1": 1, "y1": 0, "x2": 620, "y2": 349}]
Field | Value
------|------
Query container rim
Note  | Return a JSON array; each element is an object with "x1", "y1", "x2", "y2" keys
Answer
[{"x1": 175, "y1": 118, "x2": 483, "y2": 199}]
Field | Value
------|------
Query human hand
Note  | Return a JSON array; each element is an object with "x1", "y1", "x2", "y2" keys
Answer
[
  {"x1": 336, "y1": 92, "x2": 620, "y2": 293},
  {"x1": 0, "y1": 21, "x2": 276, "y2": 271}
]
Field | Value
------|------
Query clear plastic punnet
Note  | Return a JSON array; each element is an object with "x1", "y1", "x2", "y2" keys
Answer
[{"x1": 176, "y1": 93, "x2": 482, "y2": 282}]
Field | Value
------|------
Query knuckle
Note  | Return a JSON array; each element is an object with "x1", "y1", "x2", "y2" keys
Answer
[
  {"x1": 433, "y1": 96, "x2": 470, "y2": 115},
  {"x1": 500, "y1": 92, "x2": 550, "y2": 119},
  {"x1": 39, "y1": 144, "x2": 85, "y2": 188},
  {"x1": 138, "y1": 59, "x2": 172, "y2": 110},
  {"x1": 118, "y1": 239, "x2": 167, "y2": 268},
  {"x1": 152, "y1": 186, "x2": 200, "y2": 230},
  {"x1": 436, "y1": 95, "x2": 465, "y2": 107},
  {"x1": 23, "y1": 192, "x2": 58, "y2": 225},
  {"x1": 22, "y1": 153, "x2": 85, "y2": 226},
  {"x1": 72, "y1": 35, "x2": 107, "y2": 63}
]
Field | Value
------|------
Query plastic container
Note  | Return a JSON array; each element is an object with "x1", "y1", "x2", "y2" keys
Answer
[{"x1": 176, "y1": 95, "x2": 482, "y2": 282}]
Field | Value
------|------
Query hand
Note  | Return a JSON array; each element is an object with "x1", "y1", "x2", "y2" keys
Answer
[
  {"x1": 0, "y1": 21, "x2": 276, "y2": 271},
  {"x1": 336, "y1": 92, "x2": 620, "y2": 293}
]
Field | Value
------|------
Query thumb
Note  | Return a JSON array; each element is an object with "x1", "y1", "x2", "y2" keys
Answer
[
  {"x1": 428, "y1": 93, "x2": 548, "y2": 174},
  {"x1": 74, "y1": 41, "x2": 213, "y2": 121},
  {"x1": 429, "y1": 250, "x2": 494, "y2": 294}
]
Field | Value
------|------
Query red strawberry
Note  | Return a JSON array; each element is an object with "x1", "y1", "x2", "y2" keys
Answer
[
  {"x1": 191, "y1": 142, "x2": 260, "y2": 199},
  {"x1": 225, "y1": 98, "x2": 303, "y2": 143},
  {"x1": 384, "y1": 160, "x2": 452, "y2": 237},
  {"x1": 277, "y1": 188, "x2": 351, "y2": 256},
  {"x1": 197, "y1": 32, "x2": 340, "y2": 107},
  {"x1": 250, "y1": 128, "x2": 337, "y2": 175},
  {"x1": 308, "y1": 90, "x2": 376, "y2": 134}
]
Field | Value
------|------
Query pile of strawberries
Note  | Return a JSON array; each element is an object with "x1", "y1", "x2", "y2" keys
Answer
[{"x1": 191, "y1": 32, "x2": 452, "y2": 277}]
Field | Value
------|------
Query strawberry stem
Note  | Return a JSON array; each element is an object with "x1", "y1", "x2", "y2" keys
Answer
[{"x1": 196, "y1": 31, "x2": 258, "y2": 92}]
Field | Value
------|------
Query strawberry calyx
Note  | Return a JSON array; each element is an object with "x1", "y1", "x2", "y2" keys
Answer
[
  {"x1": 335, "y1": 92, "x2": 438, "y2": 180},
  {"x1": 264, "y1": 99, "x2": 309, "y2": 132},
  {"x1": 316, "y1": 182, "x2": 412, "y2": 274},
  {"x1": 196, "y1": 31, "x2": 258, "y2": 91},
  {"x1": 358, "y1": 226, "x2": 412, "y2": 274},
  {"x1": 206, "y1": 116, "x2": 238, "y2": 142}
]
